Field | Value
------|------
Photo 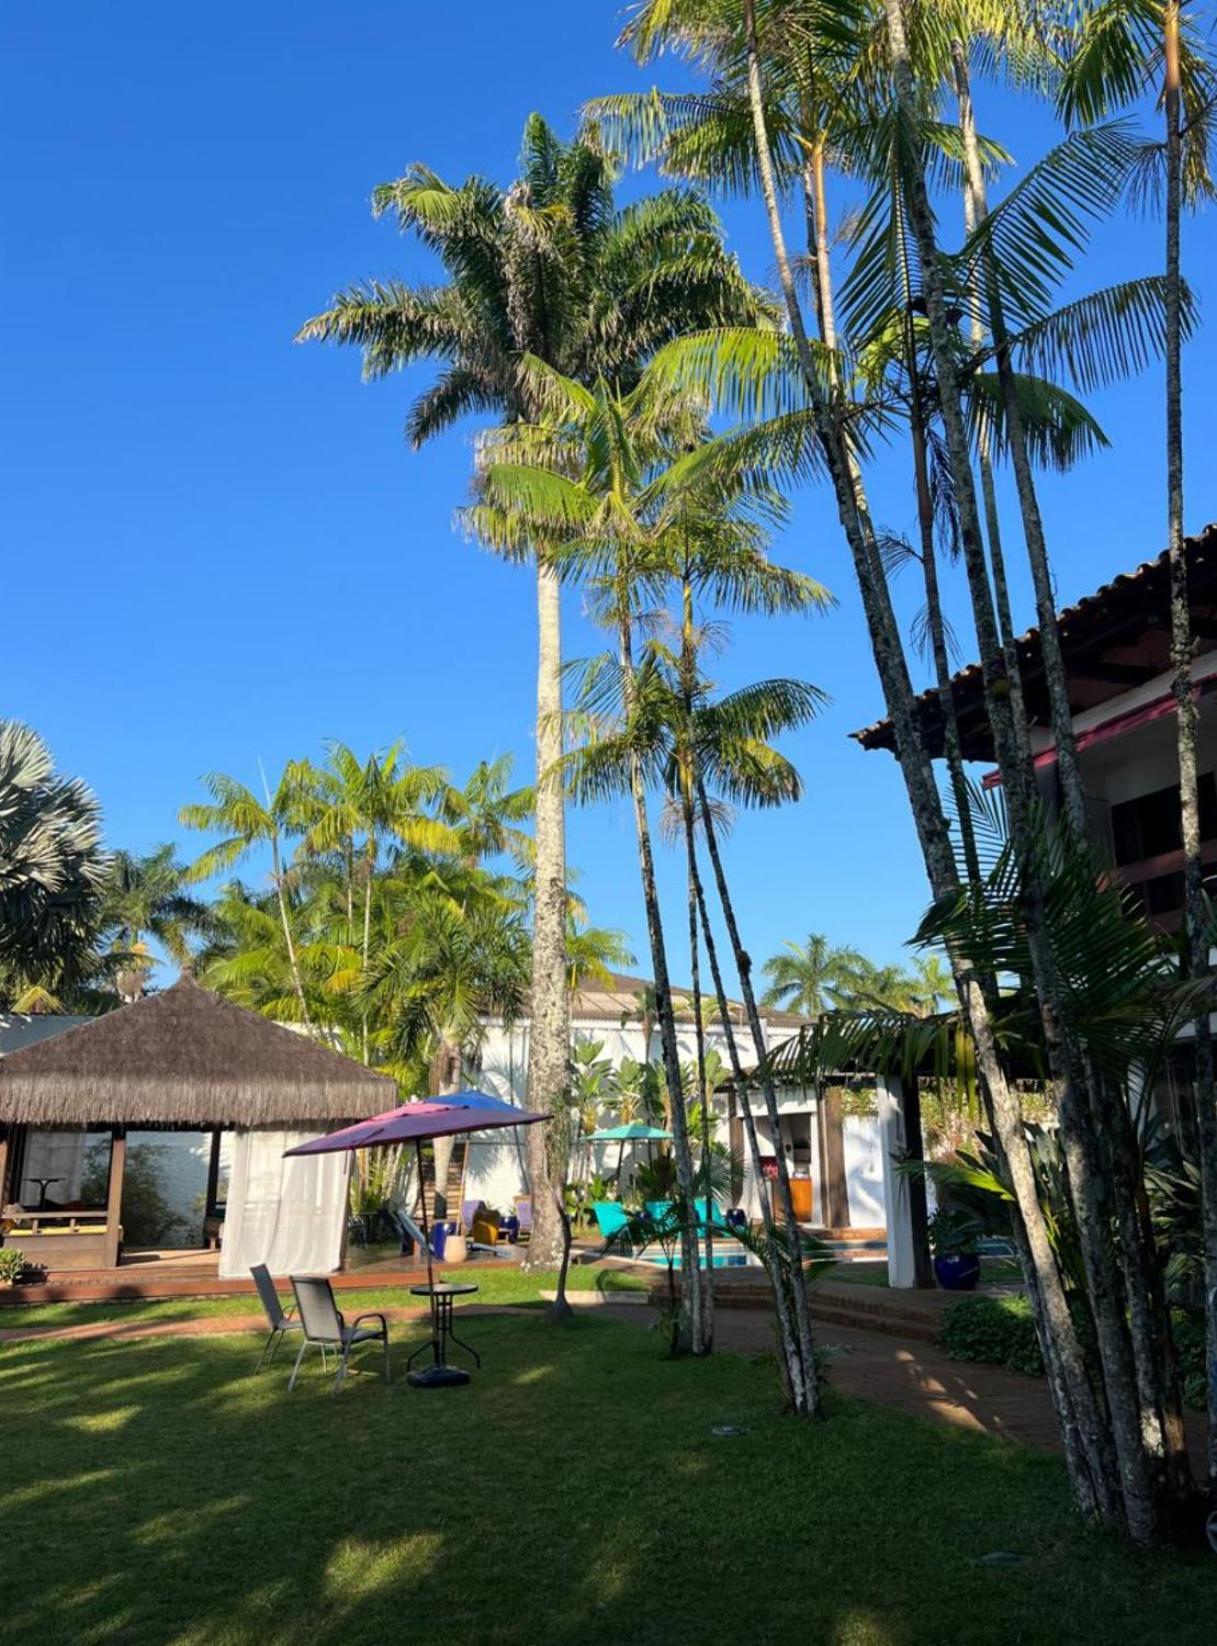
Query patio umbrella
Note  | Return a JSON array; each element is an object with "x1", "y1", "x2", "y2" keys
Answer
[
  {"x1": 284, "y1": 1091, "x2": 549, "y2": 1294},
  {"x1": 584, "y1": 1122, "x2": 672, "y2": 1188}
]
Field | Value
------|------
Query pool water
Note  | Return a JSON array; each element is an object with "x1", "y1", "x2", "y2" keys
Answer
[{"x1": 636, "y1": 1251, "x2": 761, "y2": 1269}]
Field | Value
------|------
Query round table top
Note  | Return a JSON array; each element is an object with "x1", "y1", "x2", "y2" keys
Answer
[{"x1": 409, "y1": 1282, "x2": 479, "y2": 1299}]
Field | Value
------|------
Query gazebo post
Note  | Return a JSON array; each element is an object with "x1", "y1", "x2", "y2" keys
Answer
[{"x1": 104, "y1": 1126, "x2": 126, "y2": 1267}]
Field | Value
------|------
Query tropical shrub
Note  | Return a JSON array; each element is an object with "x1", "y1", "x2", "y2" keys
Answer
[
  {"x1": 0, "y1": 1247, "x2": 27, "y2": 1285},
  {"x1": 938, "y1": 1294, "x2": 1045, "y2": 1378}
]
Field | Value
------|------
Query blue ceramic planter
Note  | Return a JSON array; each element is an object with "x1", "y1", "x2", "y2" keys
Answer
[{"x1": 934, "y1": 1253, "x2": 981, "y2": 1291}]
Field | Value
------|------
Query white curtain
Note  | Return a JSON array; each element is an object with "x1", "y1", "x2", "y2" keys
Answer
[{"x1": 219, "y1": 1128, "x2": 350, "y2": 1279}]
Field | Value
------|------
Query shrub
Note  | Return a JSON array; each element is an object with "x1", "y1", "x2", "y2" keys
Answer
[
  {"x1": 1171, "y1": 1310, "x2": 1207, "y2": 1411},
  {"x1": 937, "y1": 1294, "x2": 1044, "y2": 1378},
  {"x1": 940, "y1": 1297, "x2": 1206, "y2": 1402},
  {"x1": 0, "y1": 1247, "x2": 27, "y2": 1285}
]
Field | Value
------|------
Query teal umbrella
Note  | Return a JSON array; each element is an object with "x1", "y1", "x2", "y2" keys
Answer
[{"x1": 586, "y1": 1123, "x2": 673, "y2": 1188}]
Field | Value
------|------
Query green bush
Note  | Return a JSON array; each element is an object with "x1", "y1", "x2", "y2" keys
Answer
[
  {"x1": 940, "y1": 1297, "x2": 1207, "y2": 1404},
  {"x1": 1170, "y1": 1310, "x2": 1207, "y2": 1410},
  {"x1": 0, "y1": 1246, "x2": 27, "y2": 1284},
  {"x1": 937, "y1": 1294, "x2": 1044, "y2": 1377}
]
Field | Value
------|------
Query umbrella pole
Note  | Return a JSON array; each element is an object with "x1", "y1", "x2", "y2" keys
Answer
[{"x1": 416, "y1": 1139, "x2": 436, "y2": 1293}]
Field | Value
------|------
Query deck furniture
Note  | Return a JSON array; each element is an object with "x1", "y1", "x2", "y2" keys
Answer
[
  {"x1": 462, "y1": 1198, "x2": 500, "y2": 1249},
  {"x1": 287, "y1": 1275, "x2": 390, "y2": 1395},
  {"x1": 407, "y1": 1281, "x2": 479, "y2": 1387},
  {"x1": 513, "y1": 1196, "x2": 532, "y2": 1243},
  {"x1": 0, "y1": 1208, "x2": 117, "y2": 1271},
  {"x1": 591, "y1": 1201, "x2": 631, "y2": 1240},
  {"x1": 250, "y1": 1263, "x2": 302, "y2": 1371}
]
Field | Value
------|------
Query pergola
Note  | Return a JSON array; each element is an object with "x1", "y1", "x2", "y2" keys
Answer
[{"x1": 0, "y1": 974, "x2": 394, "y2": 1272}]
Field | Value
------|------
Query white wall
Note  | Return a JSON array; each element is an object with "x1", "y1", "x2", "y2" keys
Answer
[{"x1": 843, "y1": 1114, "x2": 885, "y2": 1226}]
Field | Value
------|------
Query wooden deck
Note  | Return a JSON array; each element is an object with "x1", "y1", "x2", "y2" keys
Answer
[{"x1": 0, "y1": 1246, "x2": 430, "y2": 1306}]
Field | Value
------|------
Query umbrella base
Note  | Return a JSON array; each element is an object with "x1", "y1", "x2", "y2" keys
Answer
[{"x1": 407, "y1": 1364, "x2": 470, "y2": 1389}]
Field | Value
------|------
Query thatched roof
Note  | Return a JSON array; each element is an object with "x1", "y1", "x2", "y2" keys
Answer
[{"x1": 0, "y1": 975, "x2": 395, "y2": 1128}]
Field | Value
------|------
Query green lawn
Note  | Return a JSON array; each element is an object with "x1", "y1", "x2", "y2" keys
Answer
[
  {"x1": 0, "y1": 1262, "x2": 646, "y2": 1331},
  {"x1": 2, "y1": 1314, "x2": 1213, "y2": 1645}
]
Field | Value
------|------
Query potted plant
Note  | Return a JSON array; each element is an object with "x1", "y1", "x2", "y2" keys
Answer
[
  {"x1": 0, "y1": 1247, "x2": 27, "y2": 1288},
  {"x1": 928, "y1": 1207, "x2": 981, "y2": 1291}
]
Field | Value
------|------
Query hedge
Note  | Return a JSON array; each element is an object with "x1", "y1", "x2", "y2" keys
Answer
[{"x1": 937, "y1": 1294, "x2": 1207, "y2": 1407}]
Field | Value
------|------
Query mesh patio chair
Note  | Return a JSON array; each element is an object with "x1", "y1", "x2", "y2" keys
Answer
[
  {"x1": 250, "y1": 1264, "x2": 302, "y2": 1372},
  {"x1": 288, "y1": 1275, "x2": 391, "y2": 1395}
]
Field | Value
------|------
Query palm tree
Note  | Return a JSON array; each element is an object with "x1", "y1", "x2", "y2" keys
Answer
[
  {"x1": 1059, "y1": 0, "x2": 1217, "y2": 1505},
  {"x1": 180, "y1": 766, "x2": 315, "y2": 1029},
  {"x1": 761, "y1": 934, "x2": 868, "y2": 1018},
  {"x1": 299, "y1": 114, "x2": 762, "y2": 1270},
  {"x1": 0, "y1": 721, "x2": 107, "y2": 1010},
  {"x1": 565, "y1": 916, "x2": 634, "y2": 990},
  {"x1": 293, "y1": 743, "x2": 454, "y2": 1060},
  {"x1": 611, "y1": 0, "x2": 1189, "y2": 1534},
  {"x1": 99, "y1": 845, "x2": 216, "y2": 1001}
]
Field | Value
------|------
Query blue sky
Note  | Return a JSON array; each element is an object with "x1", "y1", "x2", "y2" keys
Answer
[{"x1": 4, "y1": 2, "x2": 1216, "y2": 989}]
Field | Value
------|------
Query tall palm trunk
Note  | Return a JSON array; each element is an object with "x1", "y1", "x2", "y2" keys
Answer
[
  {"x1": 951, "y1": 39, "x2": 1084, "y2": 834},
  {"x1": 522, "y1": 557, "x2": 571, "y2": 1273},
  {"x1": 693, "y1": 851, "x2": 815, "y2": 1410},
  {"x1": 682, "y1": 786, "x2": 715, "y2": 1350},
  {"x1": 361, "y1": 839, "x2": 375, "y2": 1065},
  {"x1": 269, "y1": 830, "x2": 313, "y2": 1031},
  {"x1": 952, "y1": 49, "x2": 1031, "y2": 773},
  {"x1": 618, "y1": 597, "x2": 703, "y2": 1353},
  {"x1": 429, "y1": 1037, "x2": 462, "y2": 1223},
  {"x1": 680, "y1": 576, "x2": 714, "y2": 1349},
  {"x1": 696, "y1": 776, "x2": 823, "y2": 1405},
  {"x1": 742, "y1": 0, "x2": 1113, "y2": 1493},
  {"x1": 743, "y1": 0, "x2": 1128, "y2": 1524},
  {"x1": 1163, "y1": 3, "x2": 1217, "y2": 1500},
  {"x1": 888, "y1": 0, "x2": 1192, "y2": 1539},
  {"x1": 739, "y1": 0, "x2": 1079, "y2": 1413},
  {"x1": 901, "y1": 259, "x2": 981, "y2": 885}
]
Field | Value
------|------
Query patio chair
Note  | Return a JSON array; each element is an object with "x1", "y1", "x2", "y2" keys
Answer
[
  {"x1": 250, "y1": 1263, "x2": 302, "y2": 1372},
  {"x1": 513, "y1": 1196, "x2": 532, "y2": 1243},
  {"x1": 592, "y1": 1201, "x2": 631, "y2": 1241},
  {"x1": 288, "y1": 1275, "x2": 391, "y2": 1395},
  {"x1": 468, "y1": 1203, "x2": 501, "y2": 1250}
]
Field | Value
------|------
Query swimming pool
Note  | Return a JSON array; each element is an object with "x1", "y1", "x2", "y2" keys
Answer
[{"x1": 635, "y1": 1250, "x2": 762, "y2": 1269}]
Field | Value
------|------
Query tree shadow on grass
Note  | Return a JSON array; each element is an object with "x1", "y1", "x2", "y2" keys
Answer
[{"x1": 2, "y1": 1315, "x2": 1214, "y2": 1646}]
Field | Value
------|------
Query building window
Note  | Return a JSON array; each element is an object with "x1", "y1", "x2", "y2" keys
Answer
[{"x1": 1110, "y1": 771, "x2": 1217, "y2": 867}]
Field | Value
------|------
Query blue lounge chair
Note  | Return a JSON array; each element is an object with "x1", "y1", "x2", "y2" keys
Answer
[
  {"x1": 591, "y1": 1201, "x2": 631, "y2": 1240},
  {"x1": 645, "y1": 1199, "x2": 674, "y2": 1226}
]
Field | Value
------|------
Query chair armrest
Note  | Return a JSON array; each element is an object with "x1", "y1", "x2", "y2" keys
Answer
[{"x1": 350, "y1": 1311, "x2": 388, "y2": 1334}]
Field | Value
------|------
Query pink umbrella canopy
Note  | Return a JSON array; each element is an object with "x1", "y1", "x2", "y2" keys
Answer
[{"x1": 283, "y1": 1090, "x2": 548, "y2": 1156}]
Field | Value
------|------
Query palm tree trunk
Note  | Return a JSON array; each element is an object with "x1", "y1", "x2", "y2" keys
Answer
[
  {"x1": 361, "y1": 841, "x2": 374, "y2": 1066},
  {"x1": 904, "y1": 298, "x2": 981, "y2": 884},
  {"x1": 1163, "y1": 2, "x2": 1217, "y2": 1501},
  {"x1": 951, "y1": 38, "x2": 1085, "y2": 837},
  {"x1": 740, "y1": 0, "x2": 1095, "y2": 1458},
  {"x1": 682, "y1": 782, "x2": 715, "y2": 1351},
  {"x1": 696, "y1": 776, "x2": 821, "y2": 1414},
  {"x1": 693, "y1": 821, "x2": 815, "y2": 1411},
  {"x1": 952, "y1": 49, "x2": 1031, "y2": 770},
  {"x1": 269, "y1": 831, "x2": 313, "y2": 1031},
  {"x1": 618, "y1": 607, "x2": 702, "y2": 1355},
  {"x1": 522, "y1": 556, "x2": 571, "y2": 1275},
  {"x1": 889, "y1": 0, "x2": 1188, "y2": 1539},
  {"x1": 430, "y1": 1038, "x2": 462, "y2": 1225}
]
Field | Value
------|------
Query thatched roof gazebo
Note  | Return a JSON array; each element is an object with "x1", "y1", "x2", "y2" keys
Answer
[{"x1": 0, "y1": 975, "x2": 395, "y2": 1272}]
